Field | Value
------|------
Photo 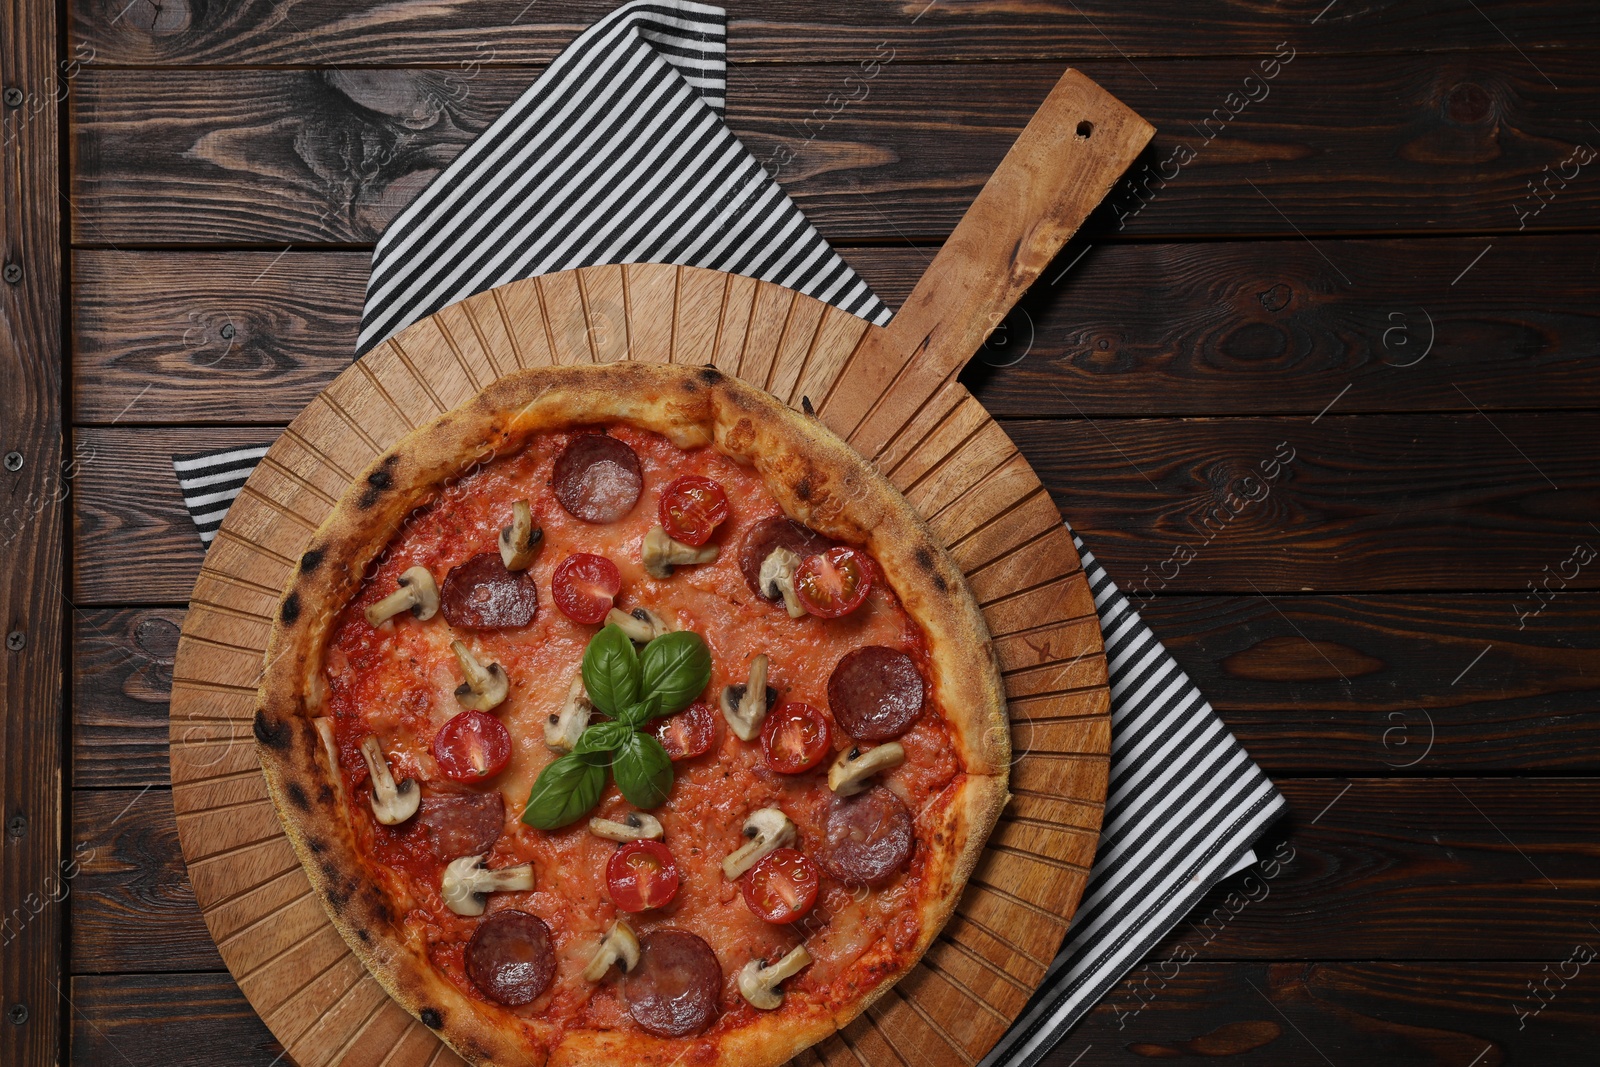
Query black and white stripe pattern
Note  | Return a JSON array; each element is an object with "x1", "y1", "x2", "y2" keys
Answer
[
  {"x1": 172, "y1": 445, "x2": 271, "y2": 544},
  {"x1": 172, "y1": 5, "x2": 1286, "y2": 1059},
  {"x1": 358, "y1": 0, "x2": 891, "y2": 354},
  {"x1": 978, "y1": 531, "x2": 1288, "y2": 1067}
]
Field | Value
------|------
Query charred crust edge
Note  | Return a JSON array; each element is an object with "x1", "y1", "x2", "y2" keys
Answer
[
  {"x1": 357, "y1": 455, "x2": 398, "y2": 510},
  {"x1": 299, "y1": 547, "x2": 324, "y2": 573},
  {"x1": 280, "y1": 591, "x2": 301, "y2": 625},
  {"x1": 420, "y1": 1008, "x2": 443, "y2": 1029},
  {"x1": 252, "y1": 708, "x2": 292, "y2": 750}
]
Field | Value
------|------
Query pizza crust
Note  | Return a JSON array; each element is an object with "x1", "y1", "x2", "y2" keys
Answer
[{"x1": 254, "y1": 362, "x2": 1010, "y2": 1067}]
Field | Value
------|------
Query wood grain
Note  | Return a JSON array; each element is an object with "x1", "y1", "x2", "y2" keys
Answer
[
  {"x1": 72, "y1": 235, "x2": 1600, "y2": 425},
  {"x1": 70, "y1": 972, "x2": 283, "y2": 1067},
  {"x1": 69, "y1": 959, "x2": 1600, "y2": 1067},
  {"x1": 73, "y1": 608, "x2": 186, "y2": 787},
  {"x1": 66, "y1": 0, "x2": 1600, "y2": 65},
  {"x1": 165, "y1": 263, "x2": 1110, "y2": 1067},
  {"x1": 1143, "y1": 593, "x2": 1600, "y2": 773},
  {"x1": 1007, "y1": 412, "x2": 1599, "y2": 594},
  {"x1": 1, "y1": 0, "x2": 65, "y2": 1063},
  {"x1": 69, "y1": 55, "x2": 1600, "y2": 246},
  {"x1": 74, "y1": 413, "x2": 1600, "y2": 603}
]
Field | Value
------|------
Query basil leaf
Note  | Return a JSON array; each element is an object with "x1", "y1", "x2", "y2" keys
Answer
[
  {"x1": 582, "y1": 623, "x2": 641, "y2": 716},
  {"x1": 574, "y1": 720, "x2": 633, "y2": 756},
  {"x1": 638, "y1": 630, "x2": 712, "y2": 715},
  {"x1": 612, "y1": 732, "x2": 673, "y2": 810},
  {"x1": 521, "y1": 752, "x2": 607, "y2": 829},
  {"x1": 614, "y1": 696, "x2": 659, "y2": 731}
]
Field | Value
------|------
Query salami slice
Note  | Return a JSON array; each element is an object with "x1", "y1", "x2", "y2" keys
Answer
[
  {"x1": 466, "y1": 909, "x2": 555, "y2": 1006},
  {"x1": 827, "y1": 646, "x2": 925, "y2": 741},
  {"x1": 624, "y1": 929, "x2": 722, "y2": 1037},
  {"x1": 739, "y1": 516, "x2": 833, "y2": 597},
  {"x1": 816, "y1": 786, "x2": 914, "y2": 887},
  {"x1": 417, "y1": 790, "x2": 504, "y2": 861},
  {"x1": 441, "y1": 552, "x2": 539, "y2": 630},
  {"x1": 553, "y1": 434, "x2": 643, "y2": 524}
]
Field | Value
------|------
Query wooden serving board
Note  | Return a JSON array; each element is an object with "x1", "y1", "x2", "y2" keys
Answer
[{"x1": 168, "y1": 69, "x2": 1152, "y2": 1067}]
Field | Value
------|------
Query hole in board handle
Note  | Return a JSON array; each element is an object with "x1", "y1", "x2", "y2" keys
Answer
[{"x1": 1076, "y1": 120, "x2": 1094, "y2": 139}]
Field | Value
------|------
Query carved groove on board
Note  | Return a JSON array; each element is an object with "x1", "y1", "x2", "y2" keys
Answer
[{"x1": 170, "y1": 264, "x2": 1108, "y2": 1067}]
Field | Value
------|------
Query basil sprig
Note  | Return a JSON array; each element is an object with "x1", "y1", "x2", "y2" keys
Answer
[{"x1": 522, "y1": 623, "x2": 711, "y2": 830}]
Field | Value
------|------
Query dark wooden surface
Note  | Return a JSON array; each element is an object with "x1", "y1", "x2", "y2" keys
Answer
[
  {"x1": 45, "y1": 1, "x2": 1600, "y2": 1064},
  {"x1": 1, "y1": 0, "x2": 65, "y2": 1064}
]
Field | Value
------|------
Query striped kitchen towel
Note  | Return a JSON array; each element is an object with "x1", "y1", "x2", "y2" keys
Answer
[{"x1": 173, "y1": 1, "x2": 1286, "y2": 1059}]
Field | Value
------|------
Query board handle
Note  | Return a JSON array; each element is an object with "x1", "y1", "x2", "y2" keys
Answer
[{"x1": 819, "y1": 68, "x2": 1154, "y2": 460}]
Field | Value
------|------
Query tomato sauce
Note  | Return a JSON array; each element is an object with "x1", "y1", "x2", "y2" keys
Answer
[{"x1": 321, "y1": 425, "x2": 965, "y2": 1047}]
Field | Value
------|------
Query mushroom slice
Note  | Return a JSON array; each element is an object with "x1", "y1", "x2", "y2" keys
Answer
[
  {"x1": 364, "y1": 566, "x2": 440, "y2": 626},
  {"x1": 588, "y1": 811, "x2": 664, "y2": 843},
  {"x1": 719, "y1": 654, "x2": 776, "y2": 742},
  {"x1": 827, "y1": 742, "x2": 906, "y2": 797},
  {"x1": 441, "y1": 854, "x2": 536, "y2": 917},
  {"x1": 642, "y1": 525, "x2": 719, "y2": 579},
  {"x1": 452, "y1": 640, "x2": 509, "y2": 712},
  {"x1": 312, "y1": 718, "x2": 345, "y2": 802},
  {"x1": 497, "y1": 499, "x2": 543, "y2": 571},
  {"x1": 358, "y1": 735, "x2": 419, "y2": 826},
  {"x1": 546, "y1": 675, "x2": 592, "y2": 752},
  {"x1": 738, "y1": 944, "x2": 812, "y2": 1010},
  {"x1": 581, "y1": 919, "x2": 642, "y2": 982},
  {"x1": 722, "y1": 807, "x2": 796, "y2": 879},
  {"x1": 604, "y1": 606, "x2": 672, "y2": 644},
  {"x1": 758, "y1": 547, "x2": 806, "y2": 618}
]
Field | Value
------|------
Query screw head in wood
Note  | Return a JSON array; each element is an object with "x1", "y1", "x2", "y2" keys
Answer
[
  {"x1": 2, "y1": 264, "x2": 20, "y2": 285},
  {"x1": 6, "y1": 631, "x2": 24, "y2": 651},
  {"x1": 2, "y1": 88, "x2": 21, "y2": 108},
  {"x1": 3, "y1": 452, "x2": 21, "y2": 471},
  {"x1": 220, "y1": 323, "x2": 236, "y2": 340},
  {"x1": 6, "y1": 1003, "x2": 26, "y2": 1025},
  {"x1": 6, "y1": 815, "x2": 24, "y2": 837}
]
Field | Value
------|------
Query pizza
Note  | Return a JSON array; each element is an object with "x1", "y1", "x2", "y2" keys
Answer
[{"x1": 253, "y1": 361, "x2": 1010, "y2": 1067}]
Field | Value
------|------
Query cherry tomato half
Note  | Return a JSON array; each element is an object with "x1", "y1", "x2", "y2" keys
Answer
[
  {"x1": 431, "y1": 710, "x2": 512, "y2": 782},
  {"x1": 551, "y1": 552, "x2": 622, "y2": 625},
  {"x1": 760, "y1": 702, "x2": 831, "y2": 774},
  {"x1": 658, "y1": 476, "x2": 730, "y2": 547},
  {"x1": 794, "y1": 546, "x2": 873, "y2": 618},
  {"x1": 606, "y1": 840, "x2": 680, "y2": 912},
  {"x1": 742, "y1": 848, "x2": 820, "y2": 924},
  {"x1": 654, "y1": 701, "x2": 718, "y2": 761}
]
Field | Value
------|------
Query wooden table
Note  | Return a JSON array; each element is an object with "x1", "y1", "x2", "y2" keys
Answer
[{"x1": 1, "y1": 1, "x2": 1593, "y2": 1063}]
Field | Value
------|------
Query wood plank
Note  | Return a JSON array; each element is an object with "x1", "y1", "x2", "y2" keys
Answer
[
  {"x1": 72, "y1": 414, "x2": 1600, "y2": 602},
  {"x1": 71, "y1": 250, "x2": 368, "y2": 424},
  {"x1": 1055, "y1": 961, "x2": 1600, "y2": 1065},
  {"x1": 1004, "y1": 412, "x2": 1599, "y2": 594},
  {"x1": 70, "y1": 789, "x2": 223, "y2": 974},
  {"x1": 1142, "y1": 593, "x2": 1600, "y2": 772},
  {"x1": 964, "y1": 234, "x2": 1600, "y2": 416},
  {"x1": 71, "y1": 233, "x2": 1600, "y2": 424},
  {"x1": 71, "y1": 959, "x2": 1600, "y2": 1066},
  {"x1": 67, "y1": 0, "x2": 1600, "y2": 65},
  {"x1": 70, "y1": 972, "x2": 282, "y2": 1067},
  {"x1": 72, "y1": 427, "x2": 271, "y2": 604},
  {"x1": 73, "y1": 608, "x2": 184, "y2": 787},
  {"x1": 68, "y1": 55, "x2": 1600, "y2": 246},
  {"x1": 69, "y1": 779, "x2": 1600, "y2": 974},
  {"x1": 0, "y1": 0, "x2": 65, "y2": 1062}
]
